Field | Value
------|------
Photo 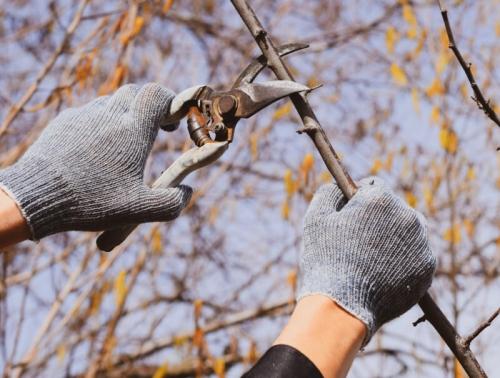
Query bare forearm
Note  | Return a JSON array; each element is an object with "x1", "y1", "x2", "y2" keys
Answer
[
  {"x1": 273, "y1": 295, "x2": 366, "y2": 378},
  {"x1": 0, "y1": 189, "x2": 30, "y2": 248}
]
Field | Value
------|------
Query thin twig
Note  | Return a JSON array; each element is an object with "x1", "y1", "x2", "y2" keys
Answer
[
  {"x1": 412, "y1": 315, "x2": 426, "y2": 327},
  {"x1": 0, "y1": 0, "x2": 90, "y2": 140},
  {"x1": 109, "y1": 301, "x2": 292, "y2": 368},
  {"x1": 437, "y1": 0, "x2": 500, "y2": 128},
  {"x1": 465, "y1": 307, "x2": 500, "y2": 347},
  {"x1": 11, "y1": 249, "x2": 93, "y2": 378}
]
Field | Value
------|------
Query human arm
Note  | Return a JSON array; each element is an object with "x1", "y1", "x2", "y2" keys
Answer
[
  {"x1": 0, "y1": 189, "x2": 30, "y2": 248},
  {"x1": 271, "y1": 296, "x2": 365, "y2": 377},
  {"x1": 244, "y1": 178, "x2": 436, "y2": 378},
  {"x1": 0, "y1": 83, "x2": 192, "y2": 246}
]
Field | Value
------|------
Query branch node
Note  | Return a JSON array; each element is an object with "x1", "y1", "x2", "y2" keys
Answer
[
  {"x1": 412, "y1": 315, "x2": 426, "y2": 327},
  {"x1": 438, "y1": 2, "x2": 500, "y2": 129},
  {"x1": 464, "y1": 307, "x2": 500, "y2": 347},
  {"x1": 296, "y1": 122, "x2": 317, "y2": 134}
]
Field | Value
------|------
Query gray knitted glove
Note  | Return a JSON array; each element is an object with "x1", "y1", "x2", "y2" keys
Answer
[
  {"x1": 0, "y1": 83, "x2": 192, "y2": 240},
  {"x1": 298, "y1": 177, "x2": 436, "y2": 346}
]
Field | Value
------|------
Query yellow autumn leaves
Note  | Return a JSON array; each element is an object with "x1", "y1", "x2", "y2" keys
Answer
[
  {"x1": 162, "y1": 0, "x2": 174, "y2": 14},
  {"x1": 119, "y1": 15, "x2": 145, "y2": 45},
  {"x1": 282, "y1": 170, "x2": 294, "y2": 220},
  {"x1": 273, "y1": 102, "x2": 293, "y2": 121},
  {"x1": 369, "y1": 153, "x2": 394, "y2": 175},
  {"x1": 386, "y1": 3, "x2": 421, "y2": 87},
  {"x1": 402, "y1": 2, "x2": 418, "y2": 39},
  {"x1": 97, "y1": 11, "x2": 147, "y2": 95},
  {"x1": 153, "y1": 362, "x2": 169, "y2": 378},
  {"x1": 387, "y1": 3, "x2": 453, "y2": 117},
  {"x1": 114, "y1": 270, "x2": 128, "y2": 307},
  {"x1": 385, "y1": 6, "x2": 462, "y2": 157},
  {"x1": 282, "y1": 153, "x2": 322, "y2": 220},
  {"x1": 390, "y1": 63, "x2": 408, "y2": 86},
  {"x1": 439, "y1": 126, "x2": 458, "y2": 154},
  {"x1": 426, "y1": 78, "x2": 446, "y2": 98},
  {"x1": 151, "y1": 227, "x2": 163, "y2": 254},
  {"x1": 443, "y1": 219, "x2": 476, "y2": 246},
  {"x1": 386, "y1": 26, "x2": 398, "y2": 54}
]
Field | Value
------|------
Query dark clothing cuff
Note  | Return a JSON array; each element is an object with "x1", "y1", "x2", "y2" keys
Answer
[{"x1": 242, "y1": 344, "x2": 323, "y2": 378}]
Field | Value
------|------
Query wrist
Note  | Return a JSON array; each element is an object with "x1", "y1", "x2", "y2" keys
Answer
[
  {"x1": 274, "y1": 295, "x2": 366, "y2": 378},
  {"x1": 0, "y1": 188, "x2": 30, "y2": 247},
  {"x1": 0, "y1": 160, "x2": 74, "y2": 240},
  {"x1": 297, "y1": 264, "x2": 376, "y2": 344}
]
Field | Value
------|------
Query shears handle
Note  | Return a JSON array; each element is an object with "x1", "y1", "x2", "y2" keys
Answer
[{"x1": 96, "y1": 141, "x2": 228, "y2": 252}]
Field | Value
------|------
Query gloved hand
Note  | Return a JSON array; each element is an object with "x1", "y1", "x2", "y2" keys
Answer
[
  {"x1": 298, "y1": 177, "x2": 436, "y2": 346},
  {"x1": 0, "y1": 83, "x2": 192, "y2": 240}
]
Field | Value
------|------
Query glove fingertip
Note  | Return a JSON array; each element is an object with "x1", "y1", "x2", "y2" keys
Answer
[
  {"x1": 171, "y1": 184, "x2": 193, "y2": 207},
  {"x1": 160, "y1": 85, "x2": 207, "y2": 131},
  {"x1": 135, "y1": 185, "x2": 193, "y2": 224},
  {"x1": 132, "y1": 83, "x2": 176, "y2": 124},
  {"x1": 158, "y1": 184, "x2": 193, "y2": 214},
  {"x1": 108, "y1": 84, "x2": 140, "y2": 109}
]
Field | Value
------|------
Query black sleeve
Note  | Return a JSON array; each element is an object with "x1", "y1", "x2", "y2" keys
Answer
[{"x1": 242, "y1": 344, "x2": 324, "y2": 378}]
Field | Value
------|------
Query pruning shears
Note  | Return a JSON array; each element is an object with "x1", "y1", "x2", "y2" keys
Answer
[{"x1": 97, "y1": 43, "x2": 310, "y2": 252}]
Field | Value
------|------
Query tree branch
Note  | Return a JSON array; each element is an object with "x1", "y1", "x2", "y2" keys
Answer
[
  {"x1": 0, "y1": 0, "x2": 90, "y2": 140},
  {"x1": 464, "y1": 307, "x2": 500, "y2": 347},
  {"x1": 437, "y1": 0, "x2": 500, "y2": 128},
  {"x1": 109, "y1": 301, "x2": 291, "y2": 369}
]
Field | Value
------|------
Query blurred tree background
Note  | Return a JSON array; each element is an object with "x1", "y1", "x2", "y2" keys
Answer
[{"x1": 0, "y1": 0, "x2": 499, "y2": 376}]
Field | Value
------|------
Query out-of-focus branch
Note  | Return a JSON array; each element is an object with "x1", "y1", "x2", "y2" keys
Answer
[
  {"x1": 75, "y1": 354, "x2": 245, "y2": 378},
  {"x1": 11, "y1": 248, "x2": 93, "y2": 378},
  {"x1": 0, "y1": 0, "x2": 90, "y2": 139},
  {"x1": 436, "y1": 0, "x2": 500, "y2": 128},
  {"x1": 464, "y1": 307, "x2": 500, "y2": 347},
  {"x1": 110, "y1": 301, "x2": 292, "y2": 369},
  {"x1": 161, "y1": 10, "x2": 246, "y2": 54},
  {"x1": 305, "y1": 3, "x2": 400, "y2": 53},
  {"x1": 85, "y1": 246, "x2": 148, "y2": 378}
]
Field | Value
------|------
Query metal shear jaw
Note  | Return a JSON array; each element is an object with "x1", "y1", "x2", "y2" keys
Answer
[
  {"x1": 164, "y1": 80, "x2": 310, "y2": 147},
  {"x1": 162, "y1": 43, "x2": 311, "y2": 132}
]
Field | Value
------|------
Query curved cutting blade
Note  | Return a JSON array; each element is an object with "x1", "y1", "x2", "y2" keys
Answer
[
  {"x1": 232, "y1": 42, "x2": 309, "y2": 88},
  {"x1": 233, "y1": 80, "x2": 309, "y2": 118}
]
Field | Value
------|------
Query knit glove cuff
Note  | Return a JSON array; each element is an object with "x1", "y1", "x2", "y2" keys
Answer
[
  {"x1": 297, "y1": 268, "x2": 377, "y2": 343},
  {"x1": 0, "y1": 158, "x2": 74, "y2": 240}
]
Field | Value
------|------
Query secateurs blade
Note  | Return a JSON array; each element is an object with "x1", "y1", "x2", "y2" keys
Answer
[{"x1": 162, "y1": 80, "x2": 310, "y2": 147}]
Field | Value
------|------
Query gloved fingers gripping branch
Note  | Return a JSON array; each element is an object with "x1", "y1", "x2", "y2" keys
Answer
[
  {"x1": 0, "y1": 83, "x2": 191, "y2": 240},
  {"x1": 298, "y1": 177, "x2": 436, "y2": 346},
  {"x1": 304, "y1": 182, "x2": 347, "y2": 218}
]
